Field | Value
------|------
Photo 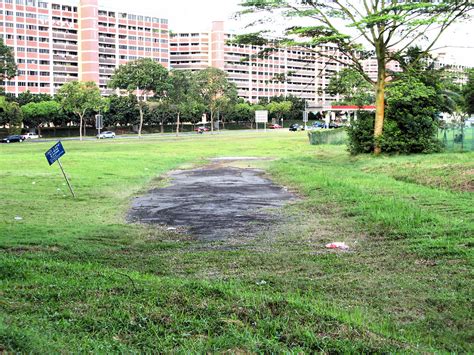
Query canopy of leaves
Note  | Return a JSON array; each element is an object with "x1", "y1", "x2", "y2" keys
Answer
[
  {"x1": 0, "y1": 38, "x2": 17, "y2": 84},
  {"x1": 56, "y1": 81, "x2": 103, "y2": 117},
  {"x1": 464, "y1": 69, "x2": 474, "y2": 115},
  {"x1": 21, "y1": 101, "x2": 61, "y2": 129},
  {"x1": 103, "y1": 94, "x2": 140, "y2": 126},
  {"x1": 108, "y1": 58, "x2": 170, "y2": 97},
  {"x1": 326, "y1": 68, "x2": 374, "y2": 106}
]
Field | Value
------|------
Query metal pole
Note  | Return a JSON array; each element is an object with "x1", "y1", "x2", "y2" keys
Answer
[{"x1": 57, "y1": 159, "x2": 75, "y2": 198}]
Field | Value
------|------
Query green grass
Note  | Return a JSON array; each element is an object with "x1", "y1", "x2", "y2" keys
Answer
[{"x1": 1, "y1": 131, "x2": 473, "y2": 352}]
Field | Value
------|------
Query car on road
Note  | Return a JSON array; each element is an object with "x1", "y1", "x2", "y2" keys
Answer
[
  {"x1": 289, "y1": 124, "x2": 305, "y2": 131},
  {"x1": 194, "y1": 126, "x2": 210, "y2": 133},
  {"x1": 97, "y1": 131, "x2": 116, "y2": 139},
  {"x1": 21, "y1": 132, "x2": 40, "y2": 139},
  {"x1": 268, "y1": 124, "x2": 283, "y2": 129},
  {"x1": 311, "y1": 122, "x2": 325, "y2": 129},
  {"x1": 1, "y1": 135, "x2": 25, "y2": 143}
]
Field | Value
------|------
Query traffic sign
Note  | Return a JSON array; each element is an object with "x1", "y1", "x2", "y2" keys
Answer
[
  {"x1": 95, "y1": 114, "x2": 103, "y2": 129},
  {"x1": 255, "y1": 110, "x2": 268, "y2": 123},
  {"x1": 45, "y1": 141, "x2": 65, "y2": 166}
]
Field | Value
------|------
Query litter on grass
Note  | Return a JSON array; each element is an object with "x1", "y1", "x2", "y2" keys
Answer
[{"x1": 326, "y1": 242, "x2": 349, "y2": 250}]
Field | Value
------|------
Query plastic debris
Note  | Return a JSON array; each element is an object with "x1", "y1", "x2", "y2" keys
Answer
[
  {"x1": 325, "y1": 242, "x2": 349, "y2": 250},
  {"x1": 167, "y1": 227, "x2": 177, "y2": 231},
  {"x1": 256, "y1": 280, "x2": 267, "y2": 286},
  {"x1": 32, "y1": 181, "x2": 36, "y2": 185},
  {"x1": 14, "y1": 216, "x2": 23, "y2": 221}
]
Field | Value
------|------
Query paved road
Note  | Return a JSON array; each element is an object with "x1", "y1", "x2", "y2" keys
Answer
[{"x1": 13, "y1": 129, "x2": 294, "y2": 144}]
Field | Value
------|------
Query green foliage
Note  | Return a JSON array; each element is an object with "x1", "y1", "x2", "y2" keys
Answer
[
  {"x1": 15, "y1": 91, "x2": 52, "y2": 106},
  {"x1": 0, "y1": 96, "x2": 22, "y2": 133},
  {"x1": 0, "y1": 38, "x2": 17, "y2": 85},
  {"x1": 266, "y1": 100, "x2": 292, "y2": 123},
  {"x1": 21, "y1": 101, "x2": 61, "y2": 132},
  {"x1": 327, "y1": 69, "x2": 374, "y2": 106},
  {"x1": 464, "y1": 69, "x2": 474, "y2": 115},
  {"x1": 346, "y1": 112, "x2": 376, "y2": 154},
  {"x1": 108, "y1": 58, "x2": 170, "y2": 97},
  {"x1": 103, "y1": 94, "x2": 139, "y2": 126},
  {"x1": 56, "y1": 81, "x2": 104, "y2": 139}
]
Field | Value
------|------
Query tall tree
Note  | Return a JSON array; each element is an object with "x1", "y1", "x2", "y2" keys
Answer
[
  {"x1": 21, "y1": 100, "x2": 61, "y2": 136},
  {"x1": 168, "y1": 70, "x2": 197, "y2": 136},
  {"x1": 194, "y1": 67, "x2": 236, "y2": 134},
  {"x1": 109, "y1": 58, "x2": 170, "y2": 138},
  {"x1": 0, "y1": 97, "x2": 22, "y2": 133},
  {"x1": 237, "y1": 0, "x2": 473, "y2": 154},
  {"x1": 0, "y1": 38, "x2": 17, "y2": 86},
  {"x1": 56, "y1": 81, "x2": 103, "y2": 141},
  {"x1": 267, "y1": 100, "x2": 292, "y2": 126},
  {"x1": 464, "y1": 69, "x2": 474, "y2": 115}
]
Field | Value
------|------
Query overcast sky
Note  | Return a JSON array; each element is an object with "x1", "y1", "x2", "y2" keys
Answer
[{"x1": 103, "y1": 0, "x2": 474, "y2": 67}]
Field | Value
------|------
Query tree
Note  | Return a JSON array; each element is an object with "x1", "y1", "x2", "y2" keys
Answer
[
  {"x1": 15, "y1": 91, "x2": 52, "y2": 106},
  {"x1": 267, "y1": 100, "x2": 292, "y2": 126},
  {"x1": 237, "y1": 1, "x2": 473, "y2": 154},
  {"x1": 0, "y1": 97, "x2": 22, "y2": 133},
  {"x1": 104, "y1": 94, "x2": 140, "y2": 127},
  {"x1": 21, "y1": 101, "x2": 61, "y2": 136},
  {"x1": 0, "y1": 38, "x2": 17, "y2": 86},
  {"x1": 464, "y1": 69, "x2": 474, "y2": 115},
  {"x1": 56, "y1": 81, "x2": 103, "y2": 141},
  {"x1": 109, "y1": 58, "x2": 170, "y2": 138},
  {"x1": 167, "y1": 70, "x2": 198, "y2": 136},
  {"x1": 194, "y1": 67, "x2": 236, "y2": 134},
  {"x1": 326, "y1": 68, "x2": 374, "y2": 106},
  {"x1": 348, "y1": 48, "x2": 452, "y2": 154}
]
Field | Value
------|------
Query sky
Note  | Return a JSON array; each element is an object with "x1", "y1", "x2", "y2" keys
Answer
[{"x1": 103, "y1": 0, "x2": 474, "y2": 67}]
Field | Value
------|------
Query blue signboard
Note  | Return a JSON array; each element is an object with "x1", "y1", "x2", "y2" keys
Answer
[{"x1": 45, "y1": 141, "x2": 65, "y2": 166}]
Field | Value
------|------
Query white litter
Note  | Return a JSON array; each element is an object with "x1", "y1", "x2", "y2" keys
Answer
[
  {"x1": 325, "y1": 242, "x2": 350, "y2": 250},
  {"x1": 167, "y1": 227, "x2": 177, "y2": 231},
  {"x1": 14, "y1": 216, "x2": 23, "y2": 221},
  {"x1": 32, "y1": 181, "x2": 36, "y2": 185},
  {"x1": 256, "y1": 280, "x2": 267, "y2": 286}
]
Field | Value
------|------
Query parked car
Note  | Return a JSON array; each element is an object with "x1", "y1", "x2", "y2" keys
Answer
[
  {"x1": 1, "y1": 135, "x2": 24, "y2": 143},
  {"x1": 194, "y1": 126, "x2": 210, "y2": 133},
  {"x1": 97, "y1": 131, "x2": 116, "y2": 139},
  {"x1": 21, "y1": 132, "x2": 40, "y2": 139},
  {"x1": 268, "y1": 124, "x2": 282, "y2": 129},
  {"x1": 311, "y1": 122, "x2": 325, "y2": 129},
  {"x1": 289, "y1": 124, "x2": 303, "y2": 132}
]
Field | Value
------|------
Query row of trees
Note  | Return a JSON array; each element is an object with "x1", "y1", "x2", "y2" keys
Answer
[{"x1": 0, "y1": 52, "x2": 309, "y2": 138}]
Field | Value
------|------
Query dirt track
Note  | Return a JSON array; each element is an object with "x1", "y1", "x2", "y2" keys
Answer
[{"x1": 127, "y1": 160, "x2": 295, "y2": 241}]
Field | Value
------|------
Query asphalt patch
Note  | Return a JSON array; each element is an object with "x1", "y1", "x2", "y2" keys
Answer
[{"x1": 127, "y1": 164, "x2": 295, "y2": 241}]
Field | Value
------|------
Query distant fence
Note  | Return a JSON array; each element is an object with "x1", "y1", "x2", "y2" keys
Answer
[
  {"x1": 308, "y1": 129, "x2": 347, "y2": 145},
  {"x1": 438, "y1": 127, "x2": 474, "y2": 152}
]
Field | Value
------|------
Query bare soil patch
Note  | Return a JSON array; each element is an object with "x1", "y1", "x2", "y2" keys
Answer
[{"x1": 128, "y1": 159, "x2": 295, "y2": 241}]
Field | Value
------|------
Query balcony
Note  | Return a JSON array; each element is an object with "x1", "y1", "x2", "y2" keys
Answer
[
  {"x1": 98, "y1": 37, "x2": 116, "y2": 44},
  {"x1": 99, "y1": 47, "x2": 116, "y2": 55}
]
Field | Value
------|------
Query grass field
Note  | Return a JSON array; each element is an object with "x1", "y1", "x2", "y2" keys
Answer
[{"x1": 1, "y1": 131, "x2": 473, "y2": 352}]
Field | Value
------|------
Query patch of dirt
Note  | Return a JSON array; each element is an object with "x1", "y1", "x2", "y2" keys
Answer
[{"x1": 127, "y1": 159, "x2": 295, "y2": 242}]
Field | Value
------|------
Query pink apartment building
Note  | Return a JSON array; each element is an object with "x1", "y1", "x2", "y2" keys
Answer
[
  {"x1": 0, "y1": 0, "x2": 170, "y2": 96},
  {"x1": 171, "y1": 21, "x2": 349, "y2": 104}
]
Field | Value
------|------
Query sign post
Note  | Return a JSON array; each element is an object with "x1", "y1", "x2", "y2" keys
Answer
[
  {"x1": 45, "y1": 141, "x2": 75, "y2": 198},
  {"x1": 95, "y1": 114, "x2": 103, "y2": 138},
  {"x1": 255, "y1": 110, "x2": 268, "y2": 132}
]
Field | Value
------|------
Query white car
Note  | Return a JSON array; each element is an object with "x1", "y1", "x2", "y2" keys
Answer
[
  {"x1": 21, "y1": 132, "x2": 40, "y2": 139},
  {"x1": 97, "y1": 131, "x2": 116, "y2": 139}
]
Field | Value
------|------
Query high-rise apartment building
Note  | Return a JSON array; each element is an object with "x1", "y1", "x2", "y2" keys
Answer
[
  {"x1": 0, "y1": 0, "x2": 170, "y2": 96},
  {"x1": 171, "y1": 21, "x2": 349, "y2": 104}
]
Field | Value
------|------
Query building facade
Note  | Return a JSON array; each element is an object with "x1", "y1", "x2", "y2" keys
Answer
[
  {"x1": 171, "y1": 21, "x2": 349, "y2": 104},
  {"x1": 0, "y1": 0, "x2": 170, "y2": 96}
]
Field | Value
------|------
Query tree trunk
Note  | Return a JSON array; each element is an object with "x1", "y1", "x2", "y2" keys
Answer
[
  {"x1": 176, "y1": 111, "x2": 180, "y2": 137},
  {"x1": 210, "y1": 110, "x2": 214, "y2": 135},
  {"x1": 138, "y1": 106, "x2": 144, "y2": 138},
  {"x1": 37, "y1": 125, "x2": 41, "y2": 138},
  {"x1": 373, "y1": 58, "x2": 386, "y2": 155},
  {"x1": 79, "y1": 114, "x2": 83, "y2": 141},
  {"x1": 160, "y1": 121, "x2": 164, "y2": 133}
]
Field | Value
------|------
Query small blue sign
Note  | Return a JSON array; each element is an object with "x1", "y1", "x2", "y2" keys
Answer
[{"x1": 45, "y1": 141, "x2": 65, "y2": 166}]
